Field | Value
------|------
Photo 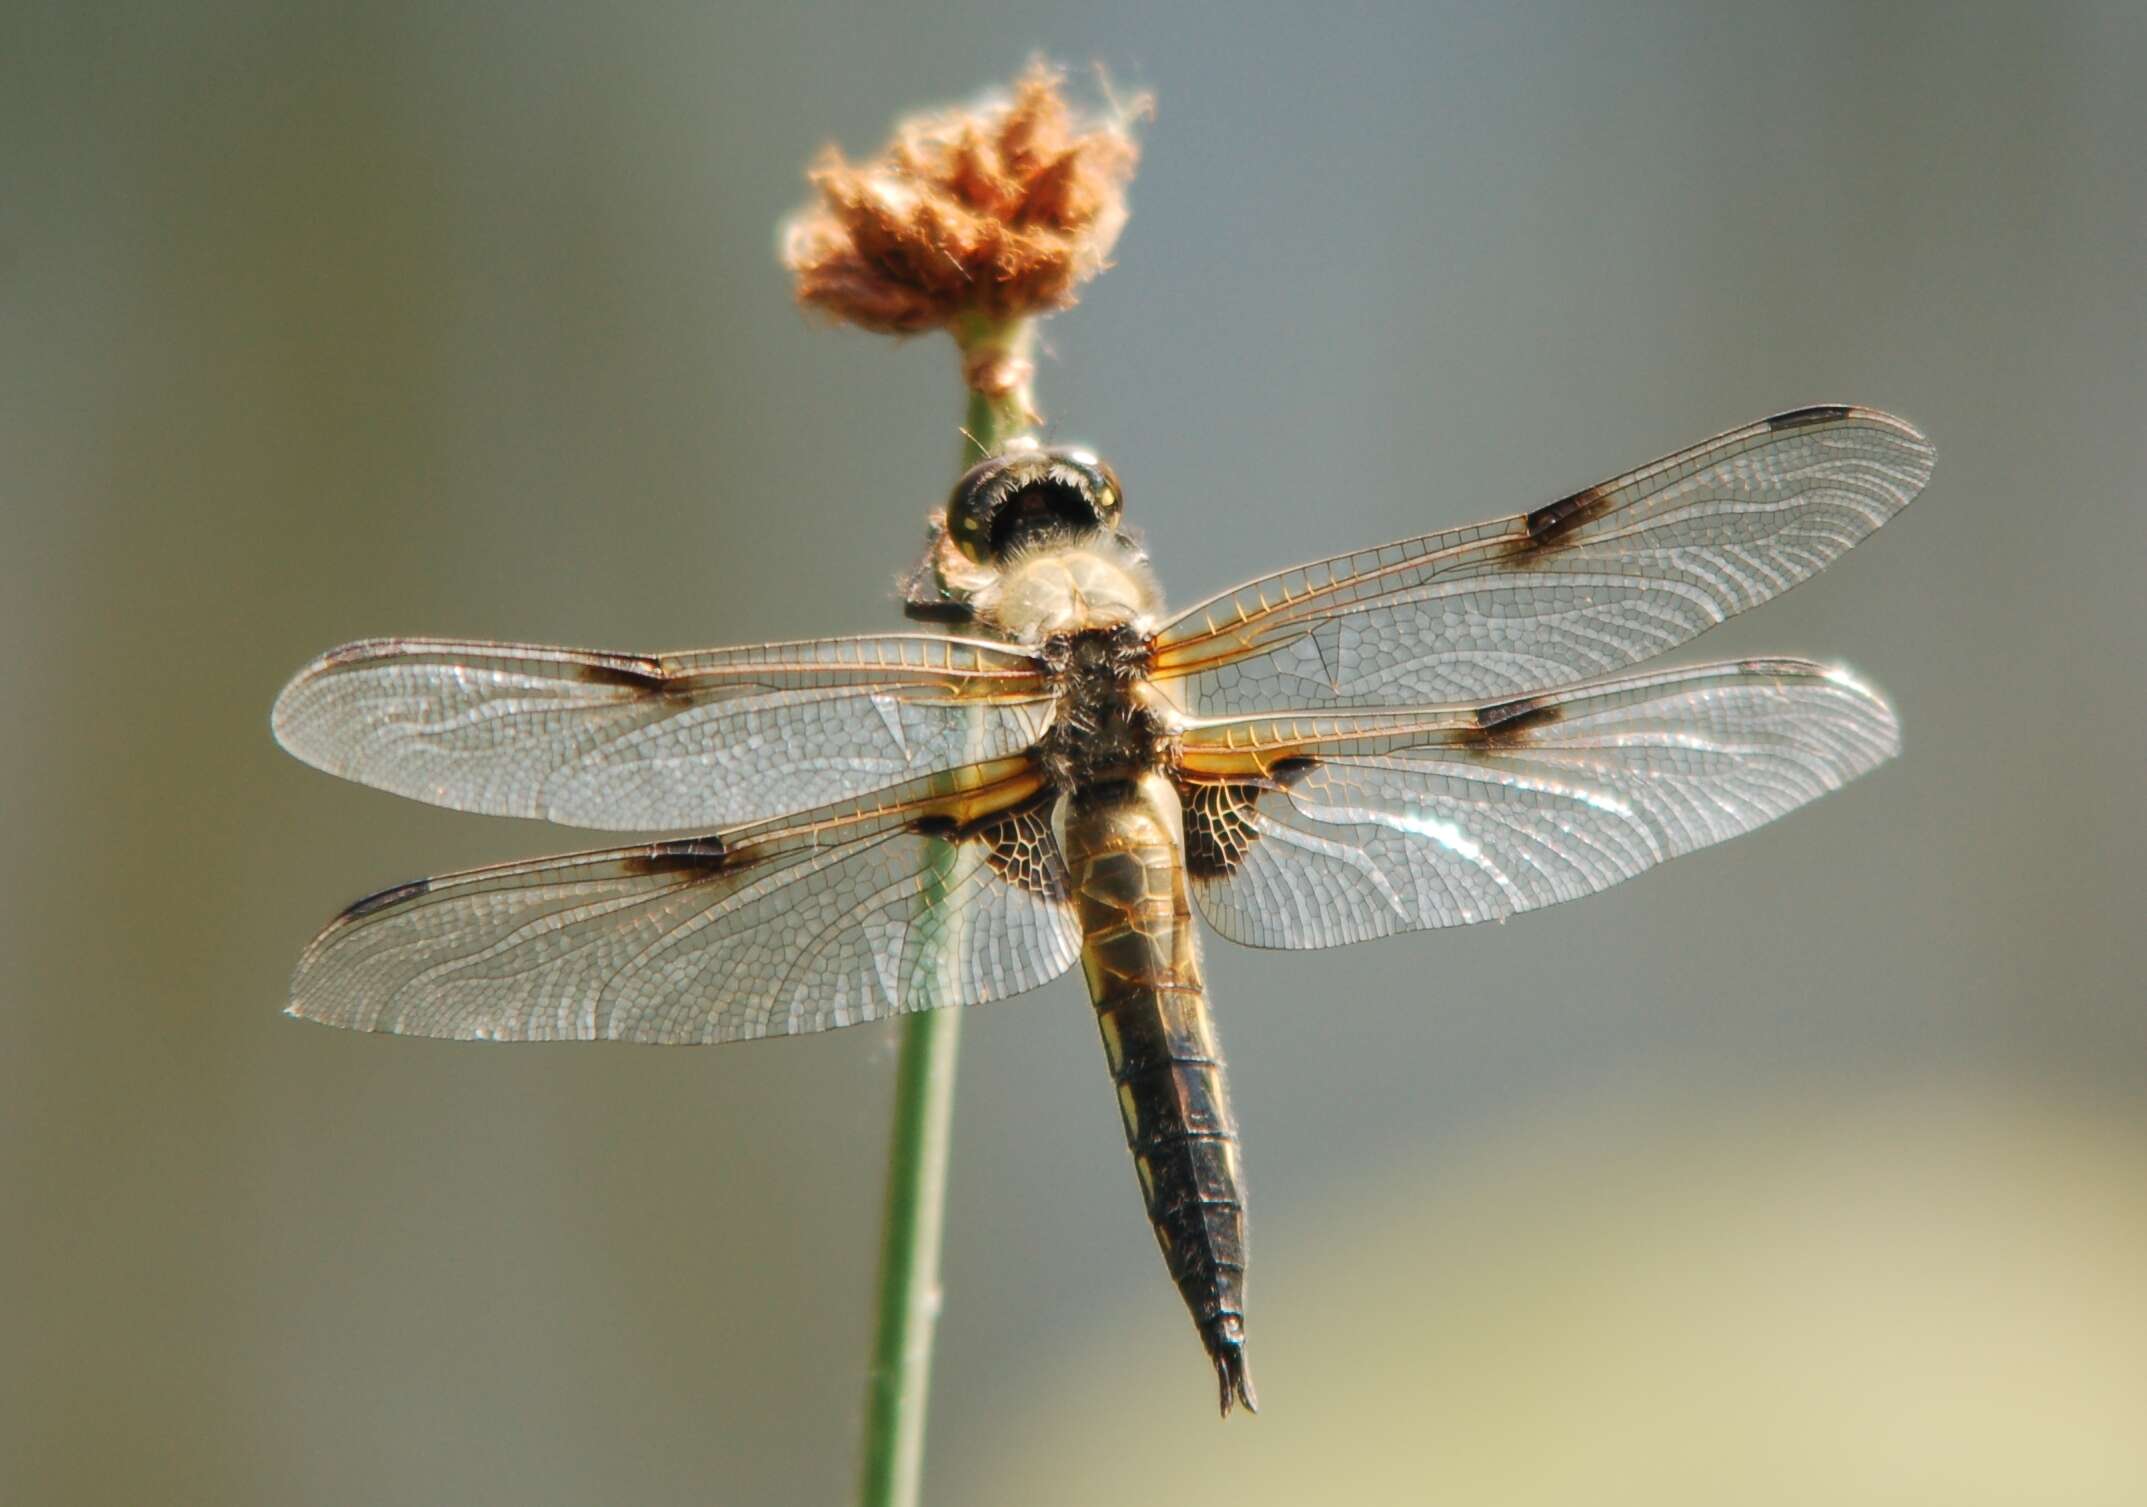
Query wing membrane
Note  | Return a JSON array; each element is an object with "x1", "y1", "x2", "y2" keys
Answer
[
  {"x1": 1177, "y1": 659, "x2": 1897, "y2": 948},
  {"x1": 273, "y1": 634, "x2": 1051, "y2": 831},
  {"x1": 287, "y1": 759, "x2": 1083, "y2": 1042},
  {"x1": 1153, "y1": 407, "x2": 1932, "y2": 713}
]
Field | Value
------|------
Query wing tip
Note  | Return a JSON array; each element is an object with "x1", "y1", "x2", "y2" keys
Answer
[
  {"x1": 338, "y1": 876, "x2": 433, "y2": 919},
  {"x1": 1736, "y1": 650, "x2": 1895, "y2": 696},
  {"x1": 267, "y1": 665, "x2": 321, "y2": 760},
  {"x1": 282, "y1": 979, "x2": 350, "y2": 1030},
  {"x1": 1737, "y1": 656, "x2": 1903, "y2": 766},
  {"x1": 282, "y1": 998, "x2": 337, "y2": 1029},
  {"x1": 1820, "y1": 662, "x2": 1905, "y2": 765},
  {"x1": 1764, "y1": 402, "x2": 1920, "y2": 437},
  {"x1": 1765, "y1": 403, "x2": 1860, "y2": 431},
  {"x1": 269, "y1": 639, "x2": 395, "y2": 764},
  {"x1": 281, "y1": 877, "x2": 434, "y2": 1033},
  {"x1": 1764, "y1": 403, "x2": 1936, "y2": 478}
]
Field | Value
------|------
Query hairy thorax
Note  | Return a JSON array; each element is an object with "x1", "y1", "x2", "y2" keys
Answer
[
  {"x1": 969, "y1": 533, "x2": 1177, "y2": 792},
  {"x1": 973, "y1": 532, "x2": 1161, "y2": 642},
  {"x1": 1034, "y1": 622, "x2": 1181, "y2": 792}
]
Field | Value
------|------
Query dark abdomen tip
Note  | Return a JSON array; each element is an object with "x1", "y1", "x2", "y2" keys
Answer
[{"x1": 1211, "y1": 1331, "x2": 1259, "y2": 1417}]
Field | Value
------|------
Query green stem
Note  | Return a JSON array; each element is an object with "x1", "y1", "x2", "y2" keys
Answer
[
  {"x1": 955, "y1": 313, "x2": 1040, "y2": 456},
  {"x1": 857, "y1": 1003, "x2": 962, "y2": 1507},
  {"x1": 858, "y1": 318, "x2": 1037, "y2": 1507}
]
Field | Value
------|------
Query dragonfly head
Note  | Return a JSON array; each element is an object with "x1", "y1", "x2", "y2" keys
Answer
[
  {"x1": 946, "y1": 443, "x2": 1127, "y2": 565},
  {"x1": 902, "y1": 443, "x2": 1144, "y2": 625}
]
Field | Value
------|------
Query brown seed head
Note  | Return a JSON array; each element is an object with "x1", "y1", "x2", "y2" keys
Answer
[{"x1": 782, "y1": 60, "x2": 1149, "y2": 337}]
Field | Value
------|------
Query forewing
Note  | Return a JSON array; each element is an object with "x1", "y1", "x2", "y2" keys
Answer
[
  {"x1": 1175, "y1": 660, "x2": 1897, "y2": 948},
  {"x1": 273, "y1": 635, "x2": 1052, "y2": 831},
  {"x1": 287, "y1": 760, "x2": 1082, "y2": 1042},
  {"x1": 1153, "y1": 407, "x2": 1932, "y2": 712}
]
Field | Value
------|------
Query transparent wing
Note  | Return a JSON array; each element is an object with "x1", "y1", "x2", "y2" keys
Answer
[
  {"x1": 287, "y1": 758, "x2": 1083, "y2": 1042},
  {"x1": 273, "y1": 634, "x2": 1052, "y2": 831},
  {"x1": 1174, "y1": 659, "x2": 1897, "y2": 948},
  {"x1": 1153, "y1": 407, "x2": 1932, "y2": 713}
]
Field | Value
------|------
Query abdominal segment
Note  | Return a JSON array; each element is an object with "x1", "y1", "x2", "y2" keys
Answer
[{"x1": 1060, "y1": 773, "x2": 1257, "y2": 1416}]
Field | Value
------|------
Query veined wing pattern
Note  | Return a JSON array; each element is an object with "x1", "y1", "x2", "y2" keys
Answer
[
  {"x1": 274, "y1": 633, "x2": 1052, "y2": 831},
  {"x1": 285, "y1": 760, "x2": 1081, "y2": 1041},
  {"x1": 1175, "y1": 658, "x2": 1899, "y2": 947},
  {"x1": 278, "y1": 405, "x2": 1932, "y2": 1028},
  {"x1": 1151, "y1": 406, "x2": 1932, "y2": 713}
]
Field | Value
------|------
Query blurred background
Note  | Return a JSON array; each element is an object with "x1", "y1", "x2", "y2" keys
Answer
[{"x1": 7, "y1": 3, "x2": 2145, "y2": 1503}]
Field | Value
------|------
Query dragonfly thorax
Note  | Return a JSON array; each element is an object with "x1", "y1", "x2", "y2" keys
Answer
[
  {"x1": 973, "y1": 532, "x2": 1162, "y2": 640},
  {"x1": 1036, "y1": 623, "x2": 1178, "y2": 790}
]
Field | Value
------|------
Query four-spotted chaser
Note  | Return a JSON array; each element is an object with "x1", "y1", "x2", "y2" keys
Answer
[{"x1": 274, "y1": 405, "x2": 1933, "y2": 1415}]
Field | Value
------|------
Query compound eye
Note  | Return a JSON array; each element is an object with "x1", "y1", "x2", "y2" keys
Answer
[
  {"x1": 946, "y1": 456, "x2": 1013, "y2": 564},
  {"x1": 1092, "y1": 460, "x2": 1125, "y2": 527},
  {"x1": 945, "y1": 449, "x2": 1123, "y2": 565}
]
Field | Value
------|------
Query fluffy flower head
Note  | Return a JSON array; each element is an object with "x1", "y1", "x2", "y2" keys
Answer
[{"x1": 783, "y1": 61, "x2": 1147, "y2": 335}]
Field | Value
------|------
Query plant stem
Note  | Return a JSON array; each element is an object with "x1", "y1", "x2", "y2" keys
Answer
[
  {"x1": 955, "y1": 313, "x2": 1040, "y2": 454},
  {"x1": 858, "y1": 319, "x2": 1037, "y2": 1507},
  {"x1": 857, "y1": 1002, "x2": 962, "y2": 1507}
]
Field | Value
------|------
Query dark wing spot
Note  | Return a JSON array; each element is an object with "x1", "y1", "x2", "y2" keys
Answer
[
  {"x1": 567, "y1": 656, "x2": 685, "y2": 694},
  {"x1": 1765, "y1": 404, "x2": 1856, "y2": 432},
  {"x1": 1182, "y1": 785, "x2": 1259, "y2": 880},
  {"x1": 1517, "y1": 482, "x2": 1617, "y2": 555},
  {"x1": 341, "y1": 877, "x2": 431, "y2": 920},
  {"x1": 621, "y1": 836, "x2": 733, "y2": 878},
  {"x1": 1181, "y1": 762, "x2": 1317, "y2": 881},
  {"x1": 910, "y1": 794, "x2": 1070, "y2": 901},
  {"x1": 317, "y1": 640, "x2": 392, "y2": 670},
  {"x1": 1466, "y1": 694, "x2": 1565, "y2": 748},
  {"x1": 977, "y1": 798, "x2": 1072, "y2": 902}
]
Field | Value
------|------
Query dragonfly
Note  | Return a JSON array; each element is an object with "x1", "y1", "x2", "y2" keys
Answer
[{"x1": 274, "y1": 405, "x2": 1933, "y2": 1416}]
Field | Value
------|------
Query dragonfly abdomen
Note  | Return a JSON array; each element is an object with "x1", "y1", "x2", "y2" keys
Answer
[{"x1": 1061, "y1": 772, "x2": 1256, "y2": 1416}]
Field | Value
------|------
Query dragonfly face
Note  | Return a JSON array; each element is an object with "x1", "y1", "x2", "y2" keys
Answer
[
  {"x1": 946, "y1": 444, "x2": 1126, "y2": 564},
  {"x1": 902, "y1": 444, "x2": 1147, "y2": 629},
  {"x1": 274, "y1": 405, "x2": 1935, "y2": 1415}
]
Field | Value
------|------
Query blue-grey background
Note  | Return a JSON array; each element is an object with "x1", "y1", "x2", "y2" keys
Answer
[{"x1": 8, "y1": 3, "x2": 2144, "y2": 1503}]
